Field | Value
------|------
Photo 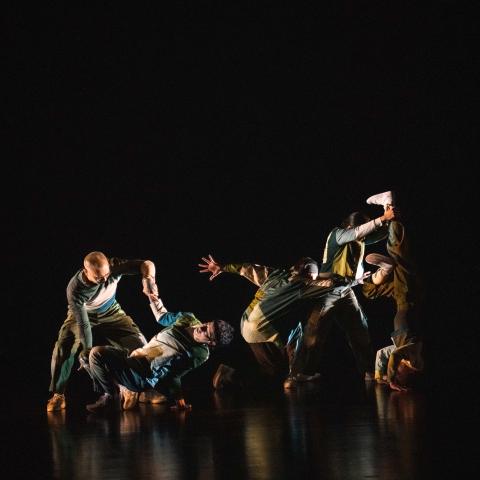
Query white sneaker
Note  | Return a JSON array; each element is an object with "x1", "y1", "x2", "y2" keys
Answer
[
  {"x1": 366, "y1": 191, "x2": 395, "y2": 207},
  {"x1": 139, "y1": 390, "x2": 167, "y2": 404},
  {"x1": 119, "y1": 385, "x2": 139, "y2": 410},
  {"x1": 47, "y1": 393, "x2": 66, "y2": 412}
]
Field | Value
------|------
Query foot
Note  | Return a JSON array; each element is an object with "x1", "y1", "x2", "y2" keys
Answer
[
  {"x1": 119, "y1": 385, "x2": 139, "y2": 410},
  {"x1": 366, "y1": 191, "x2": 395, "y2": 208},
  {"x1": 86, "y1": 393, "x2": 119, "y2": 413},
  {"x1": 365, "y1": 253, "x2": 396, "y2": 269},
  {"x1": 47, "y1": 393, "x2": 66, "y2": 412}
]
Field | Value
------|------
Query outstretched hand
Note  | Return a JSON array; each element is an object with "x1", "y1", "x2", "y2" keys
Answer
[{"x1": 198, "y1": 254, "x2": 222, "y2": 281}]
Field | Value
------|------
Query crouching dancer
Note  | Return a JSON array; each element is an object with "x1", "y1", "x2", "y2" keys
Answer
[{"x1": 85, "y1": 295, "x2": 234, "y2": 412}]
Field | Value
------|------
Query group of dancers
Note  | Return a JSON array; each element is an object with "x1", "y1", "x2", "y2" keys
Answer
[{"x1": 46, "y1": 190, "x2": 424, "y2": 413}]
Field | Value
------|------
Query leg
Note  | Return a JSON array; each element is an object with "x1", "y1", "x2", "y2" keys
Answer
[
  {"x1": 89, "y1": 346, "x2": 149, "y2": 395},
  {"x1": 335, "y1": 290, "x2": 374, "y2": 377},
  {"x1": 289, "y1": 293, "x2": 337, "y2": 377},
  {"x1": 387, "y1": 220, "x2": 423, "y2": 335},
  {"x1": 49, "y1": 312, "x2": 82, "y2": 394},
  {"x1": 97, "y1": 309, "x2": 147, "y2": 353}
]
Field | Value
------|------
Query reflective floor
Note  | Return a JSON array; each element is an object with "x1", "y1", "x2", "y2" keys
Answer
[{"x1": 2, "y1": 378, "x2": 475, "y2": 480}]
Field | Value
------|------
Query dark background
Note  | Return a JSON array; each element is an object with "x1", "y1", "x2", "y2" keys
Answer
[{"x1": 3, "y1": 2, "x2": 476, "y2": 401}]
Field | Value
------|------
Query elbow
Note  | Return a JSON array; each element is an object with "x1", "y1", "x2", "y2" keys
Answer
[{"x1": 141, "y1": 260, "x2": 156, "y2": 276}]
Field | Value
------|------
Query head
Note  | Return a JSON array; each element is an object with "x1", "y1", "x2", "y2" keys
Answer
[
  {"x1": 83, "y1": 251, "x2": 110, "y2": 284},
  {"x1": 291, "y1": 257, "x2": 319, "y2": 280},
  {"x1": 192, "y1": 320, "x2": 234, "y2": 348},
  {"x1": 341, "y1": 211, "x2": 370, "y2": 229},
  {"x1": 393, "y1": 360, "x2": 422, "y2": 389}
]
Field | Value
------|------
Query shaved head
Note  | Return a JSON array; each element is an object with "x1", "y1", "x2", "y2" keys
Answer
[
  {"x1": 84, "y1": 251, "x2": 109, "y2": 269},
  {"x1": 83, "y1": 252, "x2": 110, "y2": 284}
]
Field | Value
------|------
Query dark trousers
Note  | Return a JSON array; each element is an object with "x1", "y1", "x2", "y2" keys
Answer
[
  {"x1": 290, "y1": 288, "x2": 373, "y2": 376},
  {"x1": 49, "y1": 307, "x2": 146, "y2": 393},
  {"x1": 89, "y1": 346, "x2": 151, "y2": 395}
]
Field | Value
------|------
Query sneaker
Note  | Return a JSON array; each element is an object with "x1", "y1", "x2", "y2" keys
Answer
[
  {"x1": 366, "y1": 191, "x2": 395, "y2": 208},
  {"x1": 139, "y1": 390, "x2": 167, "y2": 404},
  {"x1": 86, "y1": 393, "x2": 119, "y2": 413},
  {"x1": 365, "y1": 253, "x2": 396, "y2": 285},
  {"x1": 47, "y1": 393, "x2": 66, "y2": 412},
  {"x1": 365, "y1": 253, "x2": 396, "y2": 269},
  {"x1": 119, "y1": 385, "x2": 139, "y2": 410}
]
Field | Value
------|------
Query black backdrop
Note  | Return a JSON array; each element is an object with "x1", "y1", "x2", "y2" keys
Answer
[{"x1": 4, "y1": 2, "x2": 476, "y2": 399}]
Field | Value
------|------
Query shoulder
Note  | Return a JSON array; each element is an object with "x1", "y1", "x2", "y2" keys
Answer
[
  {"x1": 174, "y1": 312, "x2": 201, "y2": 328},
  {"x1": 67, "y1": 270, "x2": 86, "y2": 292}
]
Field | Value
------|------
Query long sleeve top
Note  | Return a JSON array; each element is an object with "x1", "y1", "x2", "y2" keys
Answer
[
  {"x1": 321, "y1": 219, "x2": 388, "y2": 279},
  {"x1": 66, "y1": 257, "x2": 147, "y2": 349},
  {"x1": 223, "y1": 263, "x2": 342, "y2": 347},
  {"x1": 130, "y1": 305, "x2": 209, "y2": 399}
]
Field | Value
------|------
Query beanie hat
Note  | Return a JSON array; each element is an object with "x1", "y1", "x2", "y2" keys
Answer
[{"x1": 214, "y1": 320, "x2": 235, "y2": 347}]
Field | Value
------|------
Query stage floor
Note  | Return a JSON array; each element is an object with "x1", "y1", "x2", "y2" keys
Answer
[{"x1": 2, "y1": 377, "x2": 475, "y2": 480}]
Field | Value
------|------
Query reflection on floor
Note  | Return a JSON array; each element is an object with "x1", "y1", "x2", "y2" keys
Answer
[{"x1": 2, "y1": 380, "x2": 476, "y2": 480}]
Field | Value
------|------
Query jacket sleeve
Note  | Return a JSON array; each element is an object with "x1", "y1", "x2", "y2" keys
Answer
[
  {"x1": 375, "y1": 345, "x2": 396, "y2": 380},
  {"x1": 223, "y1": 263, "x2": 272, "y2": 287},
  {"x1": 109, "y1": 257, "x2": 146, "y2": 276},
  {"x1": 66, "y1": 279, "x2": 93, "y2": 349},
  {"x1": 335, "y1": 219, "x2": 388, "y2": 245}
]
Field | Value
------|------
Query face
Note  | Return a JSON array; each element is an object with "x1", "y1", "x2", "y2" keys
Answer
[
  {"x1": 394, "y1": 360, "x2": 417, "y2": 387},
  {"x1": 193, "y1": 322, "x2": 216, "y2": 346},
  {"x1": 84, "y1": 262, "x2": 111, "y2": 285}
]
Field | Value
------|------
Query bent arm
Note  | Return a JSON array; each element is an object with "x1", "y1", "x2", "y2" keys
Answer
[{"x1": 336, "y1": 218, "x2": 388, "y2": 245}]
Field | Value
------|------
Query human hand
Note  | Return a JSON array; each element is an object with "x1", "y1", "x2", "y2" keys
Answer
[
  {"x1": 142, "y1": 276, "x2": 159, "y2": 301},
  {"x1": 170, "y1": 398, "x2": 192, "y2": 411},
  {"x1": 357, "y1": 271, "x2": 372, "y2": 284},
  {"x1": 389, "y1": 381, "x2": 409, "y2": 392},
  {"x1": 198, "y1": 254, "x2": 222, "y2": 281},
  {"x1": 382, "y1": 206, "x2": 396, "y2": 222},
  {"x1": 77, "y1": 348, "x2": 91, "y2": 371}
]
